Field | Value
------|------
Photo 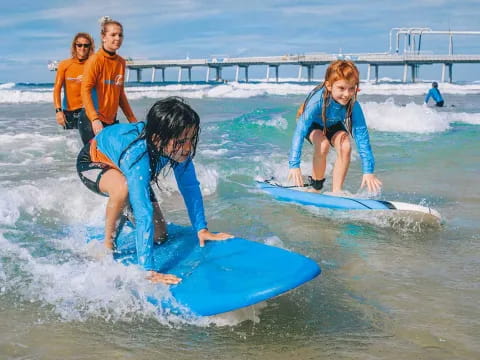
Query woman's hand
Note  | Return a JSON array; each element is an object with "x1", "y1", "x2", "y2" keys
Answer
[
  {"x1": 55, "y1": 111, "x2": 66, "y2": 127},
  {"x1": 146, "y1": 271, "x2": 182, "y2": 285},
  {"x1": 360, "y1": 173, "x2": 383, "y2": 194},
  {"x1": 287, "y1": 167, "x2": 304, "y2": 187},
  {"x1": 198, "y1": 229, "x2": 234, "y2": 248},
  {"x1": 92, "y1": 119, "x2": 104, "y2": 135}
]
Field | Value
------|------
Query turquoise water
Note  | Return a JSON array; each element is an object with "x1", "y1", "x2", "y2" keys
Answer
[{"x1": 0, "y1": 82, "x2": 479, "y2": 359}]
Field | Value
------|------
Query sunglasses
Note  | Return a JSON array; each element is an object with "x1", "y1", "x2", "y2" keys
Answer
[{"x1": 75, "y1": 43, "x2": 91, "y2": 48}]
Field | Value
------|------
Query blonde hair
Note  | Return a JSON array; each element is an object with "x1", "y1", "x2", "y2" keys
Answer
[
  {"x1": 297, "y1": 60, "x2": 360, "y2": 135},
  {"x1": 70, "y1": 32, "x2": 95, "y2": 59},
  {"x1": 99, "y1": 16, "x2": 123, "y2": 36}
]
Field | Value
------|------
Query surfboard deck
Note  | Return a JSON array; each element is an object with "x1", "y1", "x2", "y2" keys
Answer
[
  {"x1": 256, "y1": 179, "x2": 441, "y2": 221},
  {"x1": 86, "y1": 223, "x2": 321, "y2": 316}
]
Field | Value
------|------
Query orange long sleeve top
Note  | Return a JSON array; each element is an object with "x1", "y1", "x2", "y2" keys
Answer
[
  {"x1": 53, "y1": 58, "x2": 85, "y2": 111},
  {"x1": 81, "y1": 48, "x2": 136, "y2": 124}
]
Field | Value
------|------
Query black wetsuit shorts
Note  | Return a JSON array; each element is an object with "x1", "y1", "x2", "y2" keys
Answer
[
  {"x1": 63, "y1": 108, "x2": 82, "y2": 129},
  {"x1": 306, "y1": 121, "x2": 348, "y2": 145},
  {"x1": 77, "y1": 142, "x2": 158, "y2": 203},
  {"x1": 76, "y1": 142, "x2": 113, "y2": 196}
]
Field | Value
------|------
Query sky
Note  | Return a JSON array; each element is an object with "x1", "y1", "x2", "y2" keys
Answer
[{"x1": 1, "y1": 0, "x2": 480, "y2": 83}]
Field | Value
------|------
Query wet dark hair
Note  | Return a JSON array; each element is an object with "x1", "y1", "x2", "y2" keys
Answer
[
  {"x1": 432, "y1": 81, "x2": 438, "y2": 88},
  {"x1": 119, "y1": 97, "x2": 200, "y2": 187},
  {"x1": 146, "y1": 96, "x2": 200, "y2": 182}
]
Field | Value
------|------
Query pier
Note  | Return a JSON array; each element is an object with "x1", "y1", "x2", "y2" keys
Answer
[
  {"x1": 124, "y1": 53, "x2": 480, "y2": 84},
  {"x1": 48, "y1": 28, "x2": 480, "y2": 83}
]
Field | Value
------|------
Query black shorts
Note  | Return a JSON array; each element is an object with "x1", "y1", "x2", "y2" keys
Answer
[
  {"x1": 306, "y1": 122, "x2": 347, "y2": 145},
  {"x1": 436, "y1": 100, "x2": 444, "y2": 107},
  {"x1": 63, "y1": 109, "x2": 82, "y2": 129},
  {"x1": 76, "y1": 142, "x2": 113, "y2": 196},
  {"x1": 76, "y1": 143, "x2": 158, "y2": 202},
  {"x1": 78, "y1": 109, "x2": 119, "y2": 145}
]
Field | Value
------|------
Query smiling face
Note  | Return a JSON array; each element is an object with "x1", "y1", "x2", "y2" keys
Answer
[
  {"x1": 74, "y1": 36, "x2": 91, "y2": 61},
  {"x1": 326, "y1": 79, "x2": 357, "y2": 106},
  {"x1": 160, "y1": 126, "x2": 198, "y2": 163},
  {"x1": 102, "y1": 24, "x2": 123, "y2": 53}
]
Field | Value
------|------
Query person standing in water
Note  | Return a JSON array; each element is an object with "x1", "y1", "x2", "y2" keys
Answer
[
  {"x1": 53, "y1": 33, "x2": 95, "y2": 129},
  {"x1": 77, "y1": 97, "x2": 233, "y2": 284},
  {"x1": 79, "y1": 16, "x2": 137, "y2": 145},
  {"x1": 424, "y1": 81, "x2": 444, "y2": 107},
  {"x1": 288, "y1": 60, "x2": 382, "y2": 194}
]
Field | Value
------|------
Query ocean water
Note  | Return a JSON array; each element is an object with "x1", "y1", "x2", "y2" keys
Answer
[{"x1": 0, "y1": 80, "x2": 479, "y2": 359}]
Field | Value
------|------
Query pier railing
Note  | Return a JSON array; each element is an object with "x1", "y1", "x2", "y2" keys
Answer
[
  {"x1": 121, "y1": 53, "x2": 480, "y2": 83},
  {"x1": 48, "y1": 53, "x2": 480, "y2": 83},
  {"x1": 47, "y1": 28, "x2": 480, "y2": 83}
]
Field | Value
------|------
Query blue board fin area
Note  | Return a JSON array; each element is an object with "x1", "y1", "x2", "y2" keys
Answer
[{"x1": 86, "y1": 223, "x2": 321, "y2": 316}]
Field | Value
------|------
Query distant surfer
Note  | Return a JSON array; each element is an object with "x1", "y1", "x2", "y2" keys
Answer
[
  {"x1": 77, "y1": 97, "x2": 233, "y2": 284},
  {"x1": 79, "y1": 16, "x2": 137, "y2": 144},
  {"x1": 288, "y1": 60, "x2": 382, "y2": 194},
  {"x1": 424, "y1": 81, "x2": 444, "y2": 107},
  {"x1": 53, "y1": 33, "x2": 95, "y2": 130}
]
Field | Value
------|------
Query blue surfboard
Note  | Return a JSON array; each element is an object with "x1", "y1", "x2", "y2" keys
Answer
[
  {"x1": 256, "y1": 179, "x2": 441, "y2": 220},
  {"x1": 86, "y1": 223, "x2": 320, "y2": 316}
]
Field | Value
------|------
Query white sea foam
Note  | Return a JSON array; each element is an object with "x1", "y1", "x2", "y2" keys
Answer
[
  {"x1": 448, "y1": 112, "x2": 480, "y2": 125},
  {"x1": 0, "y1": 82, "x2": 16, "y2": 89},
  {"x1": 0, "y1": 229, "x2": 175, "y2": 323},
  {"x1": 361, "y1": 98, "x2": 480, "y2": 132},
  {"x1": 0, "y1": 88, "x2": 52, "y2": 103},
  {"x1": 363, "y1": 99, "x2": 452, "y2": 133},
  {"x1": 253, "y1": 113, "x2": 289, "y2": 130},
  {"x1": 200, "y1": 148, "x2": 229, "y2": 157},
  {"x1": 0, "y1": 180, "x2": 105, "y2": 226},
  {"x1": 0, "y1": 227, "x2": 263, "y2": 326},
  {"x1": 2, "y1": 81, "x2": 480, "y2": 104},
  {"x1": 263, "y1": 236, "x2": 286, "y2": 249}
]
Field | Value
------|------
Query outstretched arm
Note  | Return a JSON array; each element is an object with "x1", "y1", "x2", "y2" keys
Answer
[
  {"x1": 351, "y1": 102, "x2": 382, "y2": 194},
  {"x1": 197, "y1": 228, "x2": 234, "y2": 248},
  {"x1": 360, "y1": 173, "x2": 382, "y2": 194},
  {"x1": 425, "y1": 90, "x2": 431, "y2": 104},
  {"x1": 287, "y1": 167, "x2": 304, "y2": 187},
  {"x1": 288, "y1": 90, "x2": 323, "y2": 181},
  {"x1": 146, "y1": 271, "x2": 181, "y2": 284},
  {"x1": 174, "y1": 159, "x2": 233, "y2": 247}
]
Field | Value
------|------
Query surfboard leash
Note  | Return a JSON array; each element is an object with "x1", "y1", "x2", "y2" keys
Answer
[{"x1": 264, "y1": 177, "x2": 311, "y2": 188}]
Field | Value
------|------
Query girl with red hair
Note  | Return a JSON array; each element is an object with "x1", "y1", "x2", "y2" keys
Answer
[{"x1": 288, "y1": 60, "x2": 382, "y2": 194}]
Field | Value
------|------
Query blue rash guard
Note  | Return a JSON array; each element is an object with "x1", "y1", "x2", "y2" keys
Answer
[
  {"x1": 425, "y1": 88, "x2": 443, "y2": 104},
  {"x1": 95, "y1": 122, "x2": 207, "y2": 271},
  {"x1": 289, "y1": 87, "x2": 375, "y2": 174}
]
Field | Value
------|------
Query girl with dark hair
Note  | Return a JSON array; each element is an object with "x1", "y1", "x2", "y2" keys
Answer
[
  {"x1": 288, "y1": 60, "x2": 382, "y2": 194},
  {"x1": 77, "y1": 97, "x2": 233, "y2": 284}
]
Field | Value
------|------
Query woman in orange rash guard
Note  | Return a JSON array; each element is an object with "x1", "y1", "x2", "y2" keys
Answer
[
  {"x1": 53, "y1": 33, "x2": 95, "y2": 129},
  {"x1": 79, "y1": 16, "x2": 137, "y2": 145}
]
